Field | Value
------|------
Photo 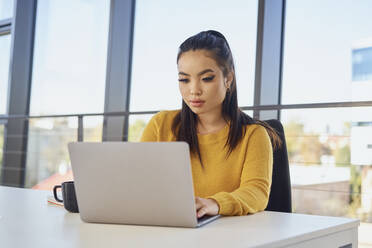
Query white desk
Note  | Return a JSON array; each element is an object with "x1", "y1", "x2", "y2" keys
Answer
[{"x1": 0, "y1": 186, "x2": 359, "y2": 248}]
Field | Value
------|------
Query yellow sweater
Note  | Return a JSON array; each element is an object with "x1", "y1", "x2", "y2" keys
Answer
[{"x1": 140, "y1": 110, "x2": 273, "y2": 216}]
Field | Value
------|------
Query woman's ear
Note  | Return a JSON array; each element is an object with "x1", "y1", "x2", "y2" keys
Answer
[{"x1": 225, "y1": 71, "x2": 234, "y2": 89}]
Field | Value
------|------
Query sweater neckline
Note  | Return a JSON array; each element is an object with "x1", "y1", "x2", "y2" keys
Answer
[{"x1": 197, "y1": 122, "x2": 229, "y2": 144}]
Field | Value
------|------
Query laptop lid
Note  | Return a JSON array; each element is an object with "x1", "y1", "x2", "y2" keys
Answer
[{"x1": 68, "y1": 142, "x2": 201, "y2": 227}]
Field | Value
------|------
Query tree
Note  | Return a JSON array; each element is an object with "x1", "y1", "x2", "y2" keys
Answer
[
  {"x1": 300, "y1": 134, "x2": 322, "y2": 164},
  {"x1": 334, "y1": 145, "x2": 350, "y2": 166},
  {"x1": 128, "y1": 119, "x2": 147, "y2": 142},
  {"x1": 283, "y1": 120, "x2": 304, "y2": 161},
  {"x1": 284, "y1": 120, "x2": 323, "y2": 165}
]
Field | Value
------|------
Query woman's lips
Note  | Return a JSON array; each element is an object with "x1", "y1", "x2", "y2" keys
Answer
[{"x1": 189, "y1": 100, "x2": 205, "y2": 107}]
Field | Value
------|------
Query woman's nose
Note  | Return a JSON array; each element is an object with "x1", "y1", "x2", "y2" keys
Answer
[{"x1": 189, "y1": 82, "x2": 202, "y2": 96}]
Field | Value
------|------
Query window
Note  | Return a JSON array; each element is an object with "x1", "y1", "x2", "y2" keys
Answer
[
  {"x1": 128, "y1": 114, "x2": 155, "y2": 142},
  {"x1": 0, "y1": 125, "x2": 3, "y2": 177},
  {"x1": 282, "y1": 2, "x2": 372, "y2": 244},
  {"x1": 244, "y1": 110, "x2": 253, "y2": 117},
  {"x1": 0, "y1": 34, "x2": 11, "y2": 114},
  {"x1": 130, "y1": 0, "x2": 258, "y2": 112},
  {"x1": 29, "y1": 0, "x2": 110, "y2": 115},
  {"x1": 25, "y1": 117, "x2": 77, "y2": 189},
  {"x1": 83, "y1": 116, "x2": 103, "y2": 142},
  {"x1": 282, "y1": 0, "x2": 372, "y2": 104},
  {"x1": 25, "y1": 116, "x2": 103, "y2": 190},
  {"x1": 0, "y1": 0, "x2": 14, "y2": 19},
  {"x1": 25, "y1": 0, "x2": 110, "y2": 189},
  {"x1": 352, "y1": 45, "x2": 372, "y2": 82},
  {"x1": 281, "y1": 107, "x2": 372, "y2": 243}
]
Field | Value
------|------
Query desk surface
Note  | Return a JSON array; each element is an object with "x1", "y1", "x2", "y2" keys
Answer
[{"x1": 0, "y1": 186, "x2": 359, "y2": 248}]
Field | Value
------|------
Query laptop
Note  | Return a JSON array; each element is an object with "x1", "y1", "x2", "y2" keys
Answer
[{"x1": 68, "y1": 142, "x2": 220, "y2": 228}]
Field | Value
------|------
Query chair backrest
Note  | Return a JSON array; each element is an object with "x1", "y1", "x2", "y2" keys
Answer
[{"x1": 264, "y1": 119, "x2": 292, "y2": 213}]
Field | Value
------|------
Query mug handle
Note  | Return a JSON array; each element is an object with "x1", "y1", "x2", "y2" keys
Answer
[{"x1": 53, "y1": 185, "x2": 63, "y2": 203}]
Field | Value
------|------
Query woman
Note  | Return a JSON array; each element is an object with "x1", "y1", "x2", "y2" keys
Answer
[{"x1": 140, "y1": 30, "x2": 281, "y2": 218}]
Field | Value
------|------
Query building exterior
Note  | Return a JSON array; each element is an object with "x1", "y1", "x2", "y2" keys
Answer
[{"x1": 351, "y1": 39, "x2": 372, "y2": 216}]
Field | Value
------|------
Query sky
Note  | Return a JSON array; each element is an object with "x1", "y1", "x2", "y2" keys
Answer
[
  {"x1": 1, "y1": 0, "x2": 372, "y2": 134},
  {"x1": 0, "y1": 35, "x2": 10, "y2": 114},
  {"x1": 281, "y1": 0, "x2": 372, "y2": 134},
  {"x1": 29, "y1": 0, "x2": 109, "y2": 117},
  {"x1": 130, "y1": 0, "x2": 258, "y2": 112},
  {"x1": 0, "y1": 0, "x2": 13, "y2": 114},
  {"x1": 282, "y1": 0, "x2": 372, "y2": 104},
  {"x1": 0, "y1": 0, "x2": 13, "y2": 19}
]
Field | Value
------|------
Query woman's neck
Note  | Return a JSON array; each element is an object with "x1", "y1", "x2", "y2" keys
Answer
[{"x1": 197, "y1": 110, "x2": 227, "y2": 135}]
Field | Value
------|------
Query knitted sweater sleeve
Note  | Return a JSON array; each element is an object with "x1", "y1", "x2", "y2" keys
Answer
[{"x1": 208, "y1": 126, "x2": 273, "y2": 215}]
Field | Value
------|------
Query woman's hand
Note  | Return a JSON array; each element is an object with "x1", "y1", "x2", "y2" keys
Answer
[{"x1": 195, "y1": 196, "x2": 219, "y2": 218}]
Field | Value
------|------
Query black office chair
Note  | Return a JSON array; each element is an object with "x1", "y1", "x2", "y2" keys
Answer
[{"x1": 264, "y1": 119, "x2": 292, "y2": 213}]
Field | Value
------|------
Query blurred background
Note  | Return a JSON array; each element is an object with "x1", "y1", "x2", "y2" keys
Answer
[{"x1": 0, "y1": 0, "x2": 372, "y2": 246}]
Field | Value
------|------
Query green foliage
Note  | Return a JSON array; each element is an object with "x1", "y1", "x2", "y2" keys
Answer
[
  {"x1": 84, "y1": 125, "x2": 103, "y2": 142},
  {"x1": 24, "y1": 118, "x2": 76, "y2": 187},
  {"x1": 348, "y1": 165, "x2": 362, "y2": 218},
  {"x1": 42, "y1": 119, "x2": 73, "y2": 169},
  {"x1": 300, "y1": 135, "x2": 322, "y2": 164},
  {"x1": 342, "y1": 122, "x2": 351, "y2": 136},
  {"x1": 283, "y1": 119, "x2": 367, "y2": 220},
  {"x1": 284, "y1": 120, "x2": 352, "y2": 167},
  {"x1": 334, "y1": 145, "x2": 350, "y2": 167},
  {"x1": 128, "y1": 119, "x2": 147, "y2": 142},
  {"x1": 284, "y1": 120, "x2": 304, "y2": 160},
  {"x1": 284, "y1": 120, "x2": 322, "y2": 164}
]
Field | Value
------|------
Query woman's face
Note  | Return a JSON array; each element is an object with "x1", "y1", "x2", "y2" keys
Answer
[{"x1": 177, "y1": 50, "x2": 232, "y2": 116}]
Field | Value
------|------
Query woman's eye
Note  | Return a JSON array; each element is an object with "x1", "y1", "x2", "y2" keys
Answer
[
  {"x1": 178, "y1": 78, "x2": 189, "y2": 83},
  {"x1": 202, "y1": 76, "x2": 215, "y2": 82}
]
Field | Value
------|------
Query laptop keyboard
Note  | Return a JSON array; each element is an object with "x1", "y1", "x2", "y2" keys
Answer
[
  {"x1": 197, "y1": 215, "x2": 214, "y2": 223},
  {"x1": 197, "y1": 214, "x2": 221, "y2": 227}
]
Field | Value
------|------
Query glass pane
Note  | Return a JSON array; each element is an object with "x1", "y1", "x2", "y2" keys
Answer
[
  {"x1": 129, "y1": 111, "x2": 255, "y2": 142},
  {"x1": 0, "y1": 0, "x2": 14, "y2": 19},
  {"x1": 0, "y1": 125, "x2": 3, "y2": 178},
  {"x1": 0, "y1": 34, "x2": 11, "y2": 114},
  {"x1": 281, "y1": 107, "x2": 372, "y2": 167},
  {"x1": 30, "y1": 0, "x2": 110, "y2": 115},
  {"x1": 83, "y1": 116, "x2": 103, "y2": 142},
  {"x1": 130, "y1": 0, "x2": 258, "y2": 111},
  {"x1": 281, "y1": 107, "x2": 372, "y2": 223},
  {"x1": 282, "y1": 0, "x2": 372, "y2": 104},
  {"x1": 243, "y1": 110, "x2": 253, "y2": 117},
  {"x1": 128, "y1": 114, "x2": 155, "y2": 142},
  {"x1": 25, "y1": 117, "x2": 77, "y2": 190}
]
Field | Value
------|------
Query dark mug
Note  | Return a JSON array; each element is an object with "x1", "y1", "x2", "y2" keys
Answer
[{"x1": 53, "y1": 181, "x2": 79, "y2": 213}]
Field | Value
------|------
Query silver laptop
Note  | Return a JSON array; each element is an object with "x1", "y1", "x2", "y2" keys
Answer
[{"x1": 68, "y1": 142, "x2": 220, "y2": 228}]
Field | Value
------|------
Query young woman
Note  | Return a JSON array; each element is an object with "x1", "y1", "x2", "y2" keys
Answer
[{"x1": 140, "y1": 30, "x2": 281, "y2": 218}]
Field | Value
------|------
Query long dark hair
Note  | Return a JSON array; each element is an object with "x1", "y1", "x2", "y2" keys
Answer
[{"x1": 172, "y1": 30, "x2": 281, "y2": 166}]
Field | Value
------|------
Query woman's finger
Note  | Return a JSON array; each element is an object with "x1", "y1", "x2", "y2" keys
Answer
[
  {"x1": 197, "y1": 207, "x2": 208, "y2": 218},
  {"x1": 195, "y1": 197, "x2": 203, "y2": 210}
]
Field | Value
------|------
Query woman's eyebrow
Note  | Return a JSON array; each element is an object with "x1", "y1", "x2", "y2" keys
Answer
[
  {"x1": 178, "y1": 72, "x2": 189, "y2": 76},
  {"x1": 198, "y1": 69, "x2": 214, "y2": 76},
  {"x1": 178, "y1": 69, "x2": 215, "y2": 76}
]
